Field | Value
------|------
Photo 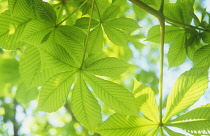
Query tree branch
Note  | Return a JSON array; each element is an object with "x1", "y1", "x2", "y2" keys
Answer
[{"x1": 129, "y1": 0, "x2": 210, "y2": 33}]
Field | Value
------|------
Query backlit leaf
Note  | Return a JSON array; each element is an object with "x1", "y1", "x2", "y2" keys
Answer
[
  {"x1": 97, "y1": 113, "x2": 156, "y2": 136},
  {"x1": 84, "y1": 57, "x2": 130, "y2": 77},
  {"x1": 87, "y1": 25, "x2": 104, "y2": 54},
  {"x1": 193, "y1": 45, "x2": 210, "y2": 67},
  {"x1": 163, "y1": 67, "x2": 209, "y2": 122},
  {"x1": 168, "y1": 33, "x2": 186, "y2": 68},
  {"x1": 105, "y1": 17, "x2": 140, "y2": 33},
  {"x1": 71, "y1": 73, "x2": 101, "y2": 131},
  {"x1": 38, "y1": 71, "x2": 76, "y2": 112},
  {"x1": 168, "y1": 104, "x2": 210, "y2": 135},
  {"x1": 101, "y1": 5, "x2": 120, "y2": 21},
  {"x1": 147, "y1": 25, "x2": 184, "y2": 43},
  {"x1": 103, "y1": 23, "x2": 127, "y2": 46},
  {"x1": 9, "y1": 0, "x2": 30, "y2": 16},
  {"x1": 20, "y1": 20, "x2": 54, "y2": 45},
  {"x1": 84, "y1": 73, "x2": 138, "y2": 116},
  {"x1": 133, "y1": 80, "x2": 159, "y2": 123}
]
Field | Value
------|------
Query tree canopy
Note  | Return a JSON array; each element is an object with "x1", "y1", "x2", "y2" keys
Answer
[{"x1": 0, "y1": 0, "x2": 210, "y2": 135}]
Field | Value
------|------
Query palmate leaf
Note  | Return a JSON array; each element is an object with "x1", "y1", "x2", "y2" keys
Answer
[
  {"x1": 38, "y1": 42, "x2": 77, "y2": 71},
  {"x1": 71, "y1": 72, "x2": 101, "y2": 131},
  {"x1": 103, "y1": 23, "x2": 127, "y2": 46},
  {"x1": 84, "y1": 57, "x2": 130, "y2": 77},
  {"x1": 38, "y1": 70, "x2": 77, "y2": 112},
  {"x1": 0, "y1": 10, "x2": 29, "y2": 49},
  {"x1": 84, "y1": 72, "x2": 138, "y2": 116},
  {"x1": 147, "y1": 25, "x2": 184, "y2": 43},
  {"x1": 193, "y1": 45, "x2": 210, "y2": 67},
  {"x1": 168, "y1": 104, "x2": 210, "y2": 135},
  {"x1": 163, "y1": 67, "x2": 209, "y2": 122},
  {"x1": 97, "y1": 113, "x2": 157, "y2": 136},
  {"x1": 20, "y1": 45, "x2": 58, "y2": 89},
  {"x1": 167, "y1": 33, "x2": 186, "y2": 68},
  {"x1": 133, "y1": 79, "x2": 159, "y2": 123}
]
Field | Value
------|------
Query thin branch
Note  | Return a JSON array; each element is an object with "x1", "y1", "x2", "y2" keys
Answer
[
  {"x1": 80, "y1": 0, "x2": 95, "y2": 69},
  {"x1": 158, "y1": 0, "x2": 165, "y2": 127},
  {"x1": 56, "y1": 0, "x2": 89, "y2": 27},
  {"x1": 129, "y1": 0, "x2": 210, "y2": 33}
]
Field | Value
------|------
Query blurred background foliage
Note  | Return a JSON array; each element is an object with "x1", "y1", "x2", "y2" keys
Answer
[{"x1": 0, "y1": 0, "x2": 210, "y2": 135}]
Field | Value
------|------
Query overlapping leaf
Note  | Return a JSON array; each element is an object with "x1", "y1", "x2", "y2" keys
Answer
[
  {"x1": 9, "y1": 0, "x2": 30, "y2": 16},
  {"x1": 38, "y1": 42, "x2": 76, "y2": 71},
  {"x1": 133, "y1": 79, "x2": 159, "y2": 123},
  {"x1": 97, "y1": 113, "x2": 157, "y2": 136},
  {"x1": 147, "y1": 25, "x2": 184, "y2": 43},
  {"x1": 0, "y1": 10, "x2": 30, "y2": 49},
  {"x1": 84, "y1": 73, "x2": 137, "y2": 116},
  {"x1": 101, "y1": 5, "x2": 120, "y2": 21},
  {"x1": 71, "y1": 73, "x2": 101, "y2": 131},
  {"x1": 20, "y1": 45, "x2": 58, "y2": 89},
  {"x1": 168, "y1": 104, "x2": 210, "y2": 135},
  {"x1": 163, "y1": 67, "x2": 209, "y2": 122}
]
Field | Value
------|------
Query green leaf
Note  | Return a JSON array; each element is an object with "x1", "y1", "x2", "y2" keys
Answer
[
  {"x1": 74, "y1": 17, "x2": 99, "y2": 29},
  {"x1": 84, "y1": 57, "x2": 130, "y2": 77},
  {"x1": 168, "y1": 104, "x2": 210, "y2": 135},
  {"x1": 97, "y1": 113, "x2": 156, "y2": 136},
  {"x1": 164, "y1": 2, "x2": 193, "y2": 24},
  {"x1": 0, "y1": 10, "x2": 29, "y2": 49},
  {"x1": 54, "y1": 25, "x2": 85, "y2": 66},
  {"x1": 87, "y1": 25, "x2": 104, "y2": 54},
  {"x1": 34, "y1": 0, "x2": 57, "y2": 25},
  {"x1": 101, "y1": 5, "x2": 120, "y2": 21},
  {"x1": 193, "y1": 45, "x2": 210, "y2": 67},
  {"x1": 167, "y1": 33, "x2": 186, "y2": 68},
  {"x1": 200, "y1": 32, "x2": 210, "y2": 43},
  {"x1": 84, "y1": 73, "x2": 138, "y2": 116},
  {"x1": 9, "y1": 0, "x2": 30, "y2": 16},
  {"x1": 19, "y1": 46, "x2": 40, "y2": 89},
  {"x1": 147, "y1": 25, "x2": 184, "y2": 43},
  {"x1": 55, "y1": 25, "x2": 85, "y2": 44},
  {"x1": 39, "y1": 42, "x2": 77, "y2": 71},
  {"x1": 38, "y1": 71, "x2": 76, "y2": 112},
  {"x1": 20, "y1": 45, "x2": 58, "y2": 89},
  {"x1": 20, "y1": 20, "x2": 54, "y2": 45},
  {"x1": 103, "y1": 23, "x2": 127, "y2": 46},
  {"x1": 164, "y1": 127, "x2": 186, "y2": 136},
  {"x1": 163, "y1": 67, "x2": 209, "y2": 122},
  {"x1": 15, "y1": 83, "x2": 39, "y2": 105},
  {"x1": 104, "y1": 17, "x2": 140, "y2": 33},
  {"x1": 133, "y1": 80, "x2": 159, "y2": 123},
  {"x1": 71, "y1": 73, "x2": 101, "y2": 131}
]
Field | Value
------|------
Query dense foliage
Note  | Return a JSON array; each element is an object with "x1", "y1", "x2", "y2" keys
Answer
[{"x1": 0, "y1": 0, "x2": 210, "y2": 135}]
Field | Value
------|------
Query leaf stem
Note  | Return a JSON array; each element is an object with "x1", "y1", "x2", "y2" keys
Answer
[
  {"x1": 80, "y1": 0, "x2": 95, "y2": 69},
  {"x1": 56, "y1": 0, "x2": 89, "y2": 27},
  {"x1": 129, "y1": 0, "x2": 210, "y2": 33}
]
